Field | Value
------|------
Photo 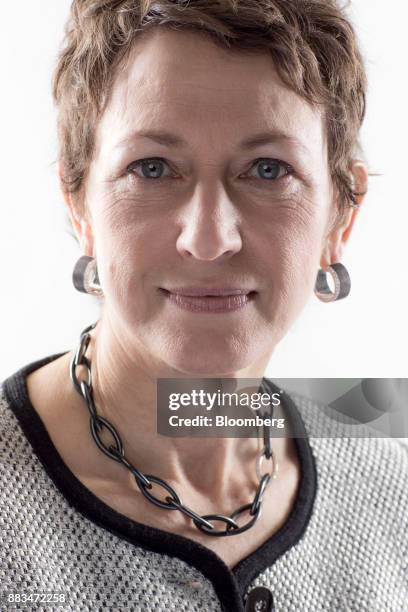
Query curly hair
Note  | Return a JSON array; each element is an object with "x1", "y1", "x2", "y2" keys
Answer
[{"x1": 53, "y1": 0, "x2": 367, "y2": 219}]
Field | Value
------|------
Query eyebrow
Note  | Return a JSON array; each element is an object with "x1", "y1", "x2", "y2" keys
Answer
[{"x1": 114, "y1": 129, "x2": 308, "y2": 152}]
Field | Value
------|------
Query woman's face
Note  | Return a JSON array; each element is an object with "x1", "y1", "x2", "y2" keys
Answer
[{"x1": 78, "y1": 28, "x2": 342, "y2": 375}]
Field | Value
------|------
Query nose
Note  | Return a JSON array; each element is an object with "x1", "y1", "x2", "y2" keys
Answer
[{"x1": 176, "y1": 185, "x2": 242, "y2": 261}]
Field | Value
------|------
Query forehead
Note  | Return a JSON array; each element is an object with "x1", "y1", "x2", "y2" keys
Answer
[{"x1": 96, "y1": 27, "x2": 324, "y2": 156}]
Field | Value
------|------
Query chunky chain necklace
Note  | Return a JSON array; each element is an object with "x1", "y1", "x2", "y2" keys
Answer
[{"x1": 70, "y1": 322, "x2": 279, "y2": 537}]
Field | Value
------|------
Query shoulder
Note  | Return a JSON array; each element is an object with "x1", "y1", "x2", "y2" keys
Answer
[
  {"x1": 0, "y1": 383, "x2": 29, "y2": 465},
  {"x1": 0, "y1": 352, "x2": 69, "y2": 448},
  {"x1": 0, "y1": 382, "x2": 21, "y2": 442},
  {"x1": 288, "y1": 390, "x2": 408, "y2": 526},
  {"x1": 268, "y1": 390, "x2": 408, "y2": 609}
]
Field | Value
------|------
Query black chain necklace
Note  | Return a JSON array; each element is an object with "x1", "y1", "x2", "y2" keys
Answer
[{"x1": 70, "y1": 322, "x2": 279, "y2": 537}]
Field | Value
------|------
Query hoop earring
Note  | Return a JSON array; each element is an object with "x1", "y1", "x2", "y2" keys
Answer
[
  {"x1": 72, "y1": 256, "x2": 104, "y2": 297},
  {"x1": 314, "y1": 262, "x2": 350, "y2": 302}
]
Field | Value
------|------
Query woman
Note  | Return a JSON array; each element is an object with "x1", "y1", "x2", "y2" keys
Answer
[{"x1": 1, "y1": 1, "x2": 407, "y2": 611}]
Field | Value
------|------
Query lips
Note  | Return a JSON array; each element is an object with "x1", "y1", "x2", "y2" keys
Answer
[
  {"x1": 160, "y1": 288, "x2": 256, "y2": 313},
  {"x1": 164, "y1": 287, "x2": 253, "y2": 297}
]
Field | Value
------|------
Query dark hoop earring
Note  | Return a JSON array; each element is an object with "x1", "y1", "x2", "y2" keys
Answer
[
  {"x1": 314, "y1": 263, "x2": 350, "y2": 302},
  {"x1": 72, "y1": 256, "x2": 104, "y2": 297}
]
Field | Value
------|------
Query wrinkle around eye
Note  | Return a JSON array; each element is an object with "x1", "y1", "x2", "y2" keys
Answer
[
  {"x1": 253, "y1": 182, "x2": 316, "y2": 214},
  {"x1": 101, "y1": 155, "x2": 318, "y2": 204}
]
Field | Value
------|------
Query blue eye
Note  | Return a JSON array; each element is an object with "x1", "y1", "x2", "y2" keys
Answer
[
  {"x1": 127, "y1": 158, "x2": 171, "y2": 179},
  {"x1": 247, "y1": 159, "x2": 292, "y2": 181},
  {"x1": 126, "y1": 157, "x2": 292, "y2": 182}
]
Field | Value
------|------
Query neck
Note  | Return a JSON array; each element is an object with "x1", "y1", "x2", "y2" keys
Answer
[{"x1": 69, "y1": 313, "x2": 293, "y2": 499}]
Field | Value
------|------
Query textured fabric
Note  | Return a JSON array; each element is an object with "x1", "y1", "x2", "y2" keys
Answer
[{"x1": 1, "y1": 356, "x2": 408, "y2": 612}]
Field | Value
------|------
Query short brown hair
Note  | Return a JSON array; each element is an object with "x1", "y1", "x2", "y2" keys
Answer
[{"x1": 53, "y1": 0, "x2": 367, "y2": 217}]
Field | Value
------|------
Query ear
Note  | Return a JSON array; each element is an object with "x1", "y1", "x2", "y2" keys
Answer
[
  {"x1": 320, "y1": 160, "x2": 368, "y2": 269},
  {"x1": 59, "y1": 163, "x2": 95, "y2": 257}
]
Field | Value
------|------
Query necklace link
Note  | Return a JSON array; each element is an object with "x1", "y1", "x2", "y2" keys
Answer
[
  {"x1": 193, "y1": 513, "x2": 240, "y2": 536},
  {"x1": 90, "y1": 415, "x2": 125, "y2": 462},
  {"x1": 256, "y1": 448, "x2": 279, "y2": 482},
  {"x1": 136, "y1": 474, "x2": 182, "y2": 510},
  {"x1": 251, "y1": 473, "x2": 271, "y2": 516},
  {"x1": 165, "y1": 498, "x2": 215, "y2": 531},
  {"x1": 114, "y1": 453, "x2": 152, "y2": 489},
  {"x1": 226, "y1": 502, "x2": 261, "y2": 535}
]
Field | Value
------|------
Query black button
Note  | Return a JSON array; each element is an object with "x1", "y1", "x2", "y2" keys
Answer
[{"x1": 244, "y1": 586, "x2": 275, "y2": 612}]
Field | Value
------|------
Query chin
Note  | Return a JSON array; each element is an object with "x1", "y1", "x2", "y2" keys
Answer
[
  {"x1": 147, "y1": 319, "x2": 272, "y2": 375},
  {"x1": 164, "y1": 344, "x2": 257, "y2": 377},
  {"x1": 170, "y1": 360, "x2": 249, "y2": 377}
]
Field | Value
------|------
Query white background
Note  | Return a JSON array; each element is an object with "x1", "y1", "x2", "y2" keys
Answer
[{"x1": 0, "y1": 1, "x2": 407, "y2": 380}]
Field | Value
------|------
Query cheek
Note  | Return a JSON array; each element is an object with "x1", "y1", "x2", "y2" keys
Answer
[
  {"x1": 254, "y1": 201, "x2": 327, "y2": 319},
  {"x1": 91, "y1": 199, "x2": 164, "y2": 309},
  {"x1": 277, "y1": 228, "x2": 321, "y2": 301}
]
